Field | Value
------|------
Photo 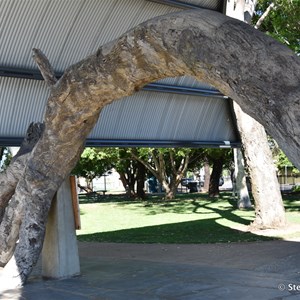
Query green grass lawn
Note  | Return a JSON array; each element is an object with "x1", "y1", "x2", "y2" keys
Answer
[{"x1": 76, "y1": 192, "x2": 300, "y2": 244}]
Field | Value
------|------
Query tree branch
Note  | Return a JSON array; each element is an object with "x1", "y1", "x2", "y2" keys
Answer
[
  {"x1": 178, "y1": 154, "x2": 190, "y2": 175},
  {"x1": 176, "y1": 154, "x2": 190, "y2": 184},
  {"x1": 169, "y1": 149, "x2": 177, "y2": 175},
  {"x1": 12, "y1": 122, "x2": 45, "y2": 161},
  {"x1": 158, "y1": 152, "x2": 167, "y2": 181},
  {"x1": 32, "y1": 49, "x2": 57, "y2": 86},
  {"x1": 255, "y1": 2, "x2": 275, "y2": 29},
  {"x1": 150, "y1": 150, "x2": 160, "y2": 173},
  {"x1": 130, "y1": 150, "x2": 159, "y2": 179},
  {"x1": 0, "y1": 123, "x2": 44, "y2": 223}
]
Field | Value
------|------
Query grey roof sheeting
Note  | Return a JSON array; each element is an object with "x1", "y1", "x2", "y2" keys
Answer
[
  {"x1": 0, "y1": 0, "x2": 180, "y2": 71},
  {"x1": 0, "y1": 75, "x2": 237, "y2": 147},
  {"x1": 90, "y1": 91, "x2": 236, "y2": 142},
  {"x1": 0, "y1": 0, "x2": 239, "y2": 148}
]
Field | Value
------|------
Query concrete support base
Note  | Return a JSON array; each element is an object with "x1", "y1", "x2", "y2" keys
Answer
[{"x1": 41, "y1": 178, "x2": 80, "y2": 279}]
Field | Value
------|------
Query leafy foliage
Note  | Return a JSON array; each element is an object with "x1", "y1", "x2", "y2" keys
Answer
[
  {"x1": 257, "y1": 0, "x2": 300, "y2": 172},
  {"x1": 72, "y1": 146, "x2": 233, "y2": 198},
  {"x1": 292, "y1": 185, "x2": 300, "y2": 192},
  {"x1": 254, "y1": 0, "x2": 300, "y2": 54},
  {"x1": 0, "y1": 147, "x2": 12, "y2": 172},
  {"x1": 72, "y1": 147, "x2": 118, "y2": 181},
  {"x1": 274, "y1": 149, "x2": 300, "y2": 174},
  {"x1": 269, "y1": 138, "x2": 299, "y2": 174}
]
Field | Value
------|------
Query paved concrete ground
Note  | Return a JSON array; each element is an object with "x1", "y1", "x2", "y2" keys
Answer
[{"x1": 1, "y1": 240, "x2": 300, "y2": 299}]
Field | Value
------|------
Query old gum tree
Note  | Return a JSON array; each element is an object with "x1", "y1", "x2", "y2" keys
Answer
[
  {"x1": 0, "y1": 9, "x2": 299, "y2": 286},
  {"x1": 227, "y1": 0, "x2": 286, "y2": 227}
]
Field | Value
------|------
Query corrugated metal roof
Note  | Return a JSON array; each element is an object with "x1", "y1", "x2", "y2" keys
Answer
[
  {"x1": 0, "y1": 77, "x2": 48, "y2": 137},
  {"x1": 0, "y1": 0, "x2": 238, "y2": 147},
  {"x1": 0, "y1": 77, "x2": 236, "y2": 146},
  {"x1": 0, "y1": 0, "x2": 181, "y2": 72},
  {"x1": 91, "y1": 90, "x2": 235, "y2": 142},
  {"x1": 0, "y1": 0, "x2": 224, "y2": 71}
]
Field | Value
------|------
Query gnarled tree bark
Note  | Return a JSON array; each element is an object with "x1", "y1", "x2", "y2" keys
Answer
[
  {"x1": 234, "y1": 104, "x2": 286, "y2": 228},
  {"x1": 0, "y1": 123, "x2": 44, "y2": 223},
  {"x1": 0, "y1": 9, "x2": 299, "y2": 287},
  {"x1": 227, "y1": 2, "x2": 286, "y2": 227}
]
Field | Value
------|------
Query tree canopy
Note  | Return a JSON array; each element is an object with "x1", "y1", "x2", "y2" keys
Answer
[
  {"x1": 254, "y1": 0, "x2": 300, "y2": 54},
  {"x1": 72, "y1": 147, "x2": 118, "y2": 183}
]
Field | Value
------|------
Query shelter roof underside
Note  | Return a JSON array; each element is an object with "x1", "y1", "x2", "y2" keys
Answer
[{"x1": 0, "y1": 0, "x2": 240, "y2": 148}]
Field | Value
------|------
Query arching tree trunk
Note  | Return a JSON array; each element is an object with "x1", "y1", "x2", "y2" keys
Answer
[{"x1": 0, "y1": 9, "x2": 299, "y2": 287}]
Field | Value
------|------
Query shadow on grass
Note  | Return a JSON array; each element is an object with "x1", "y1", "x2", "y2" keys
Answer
[
  {"x1": 282, "y1": 192, "x2": 300, "y2": 212},
  {"x1": 78, "y1": 193, "x2": 129, "y2": 204},
  {"x1": 78, "y1": 191, "x2": 211, "y2": 204},
  {"x1": 77, "y1": 192, "x2": 299, "y2": 244},
  {"x1": 77, "y1": 218, "x2": 278, "y2": 244},
  {"x1": 194, "y1": 201, "x2": 248, "y2": 225},
  {"x1": 122, "y1": 194, "x2": 254, "y2": 227}
]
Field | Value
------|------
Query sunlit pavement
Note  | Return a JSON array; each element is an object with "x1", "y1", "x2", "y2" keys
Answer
[{"x1": 1, "y1": 241, "x2": 300, "y2": 299}]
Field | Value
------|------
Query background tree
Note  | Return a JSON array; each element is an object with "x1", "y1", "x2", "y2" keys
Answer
[
  {"x1": 115, "y1": 148, "x2": 141, "y2": 198},
  {"x1": 202, "y1": 157, "x2": 211, "y2": 193},
  {"x1": 275, "y1": 151, "x2": 300, "y2": 175},
  {"x1": 72, "y1": 147, "x2": 117, "y2": 192},
  {"x1": 270, "y1": 139, "x2": 300, "y2": 175},
  {"x1": 73, "y1": 147, "x2": 147, "y2": 198},
  {"x1": 227, "y1": 0, "x2": 287, "y2": 226},
  {"x1": 136, "y1": 159, "x2": 146, "y2": 199},
  {"x1": 131, "y1": 148, "x2": 192, "y2": 199},
  {"x1": 233, "y1": 148, "x2": 252, "y2": 209},
  {"x1": 206, "y1": 149, "x2": 232, "y2": 197}
]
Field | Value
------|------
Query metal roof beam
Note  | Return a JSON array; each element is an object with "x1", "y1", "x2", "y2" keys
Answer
[
  {"x1": 0, "y1": 66, "x2": 226, "y2": 98},
  {"x1": 143, "y1": 82, "x2": 227, "y2": 98},
  {"x1": 0, "y1": 137, "x2": 240, "y2": 148},
  {"x1": 0, "y1": 67, "x2": 47, "y2": 80},
  {"x1": 85, "y1": 139, "x2": 240, "y2": 148}
]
